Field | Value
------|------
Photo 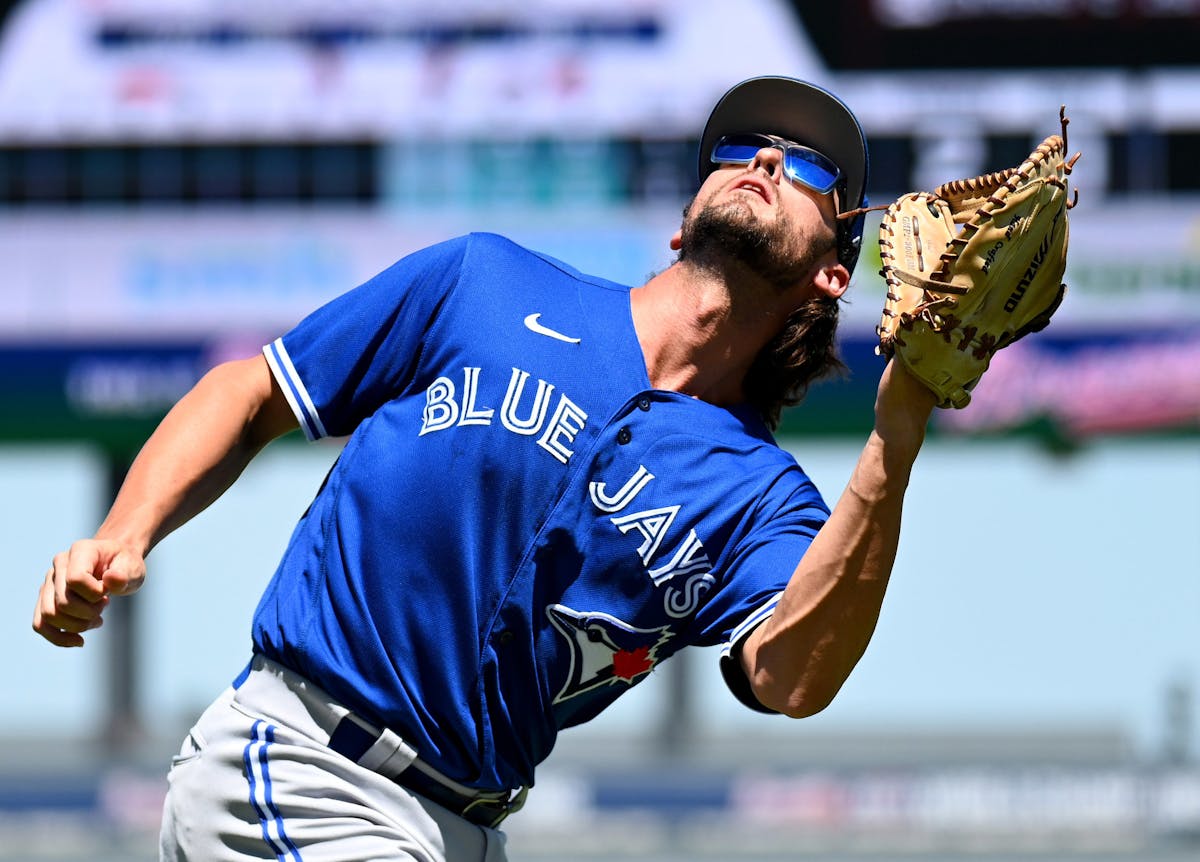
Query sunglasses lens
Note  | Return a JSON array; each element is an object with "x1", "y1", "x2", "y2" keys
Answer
[
  {"x1": 783, "y1": 149, "x2": 839, "y2": 194},
  {"x1": 711, "y1": 135, "x2": 840, "y2": 195},
  {"x1": 711, "y1": 135, "x2": 772, "y2": 164}
]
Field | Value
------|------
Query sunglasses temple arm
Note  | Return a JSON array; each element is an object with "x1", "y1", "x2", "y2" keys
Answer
[{"x1": 836, "y1": 202, "x2": 889, "y2": 221}]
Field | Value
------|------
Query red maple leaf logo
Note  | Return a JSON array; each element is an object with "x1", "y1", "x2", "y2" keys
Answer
[{"x1": 612, "y1": 646, "x2": 654, "y2": 681}]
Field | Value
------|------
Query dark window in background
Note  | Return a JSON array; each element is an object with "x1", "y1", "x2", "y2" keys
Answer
[
  {"x1": 1109, "y1": 131, "x2": 1200, "y2": 193},
  {"x1": 860, "y1": 136, "x2": 914, "y2": 197},
  {"x1": 986, "y1": 136, "x2": 1040, "y2": 179},
  {"x1": 0, "y1": 142, "x2": 380, "y2": 205},
  {"x1": 250, "y1": 145, "x2": 303, "y2": 201},
  {"x1": 193, "y1": 145, "x2": 245, "y2": 201},
  {"x1": 138, "y1": 146, "x2": 186, "y2": 201},
  {"x1": 1166, "y1": 132, "x2": 1200, "y2": 191},
  {"x1": 23, "y1": 148, "x2": 71, "y2": 201},
  {"x1": 311, "y1": 144, "x2": 372, "y2": 200},
  {"x1": 80, "y1": 147, "x2": 131, "y2": 201}
]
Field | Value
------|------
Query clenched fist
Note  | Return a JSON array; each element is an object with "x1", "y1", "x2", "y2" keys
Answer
[{"x1": 32, "y1": 539, "x2": 146, "y2": 647}]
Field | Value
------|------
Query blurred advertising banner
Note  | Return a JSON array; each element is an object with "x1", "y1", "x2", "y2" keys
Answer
[
  {"x1": 0, "y1": 208, "x2": 681, "y2": 340},
  {"x1": 807, "y1": 329, "x2": 1200, "y2": 444},
  {"x1": 0, "y1": 0, "x2": 823, "y2": 143},
  {"x1": 2, "y1": 200, "x2": 1196, "y2": 336},
  {"x1": 0, "y1": 342, "x2": 211, "y2": 451},
  {"x1": 0, "y1": 201, "x2": 1196, "y2": 443},
  {"x1": 933, "y1": 330, "x2": 1200, "y2": 440}
]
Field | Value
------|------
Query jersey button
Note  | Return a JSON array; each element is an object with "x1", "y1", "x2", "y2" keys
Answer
[
  {"x1": 495, "y1": 630, "x2": 514, "y2": 646},
  {"x1": 617, "y1": 427, "x2": 632, "y2": 445},
  {"x1": 637, "y1": 397, "x2": 651, "y2": 411}
]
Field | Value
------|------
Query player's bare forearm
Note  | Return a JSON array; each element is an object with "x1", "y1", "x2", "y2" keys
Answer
[
  {"x1": 741, "y1": 361, "x2": 936, "y2": 717},
  {"x1": 95, "y1": 355, "x2": 296, "y2": 555},
  {"x1": 33, "y1": 355, "x2": 296, "y2": 647}
]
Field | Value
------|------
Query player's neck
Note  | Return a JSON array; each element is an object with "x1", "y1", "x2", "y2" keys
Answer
[{"x1": 631, "y1": 263, "x2": 788, "y2": 405}]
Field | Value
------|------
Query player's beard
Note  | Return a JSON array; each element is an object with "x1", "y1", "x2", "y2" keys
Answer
[{"x1": 677, "y1": 193, "x2": 832, "y2": 294}]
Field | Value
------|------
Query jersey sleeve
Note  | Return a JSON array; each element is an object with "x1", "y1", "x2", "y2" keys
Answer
[
  {"x1": 263, "y1": 236, "x2": 469, "y2": 440},
  {"x1": 696, "y1": 477, "x2": 830, "y2": 714}
]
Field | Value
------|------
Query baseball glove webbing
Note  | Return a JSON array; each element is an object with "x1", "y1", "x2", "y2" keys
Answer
[{"x1": 871, "y1": 107, "x2": 1081, "y2": 409}]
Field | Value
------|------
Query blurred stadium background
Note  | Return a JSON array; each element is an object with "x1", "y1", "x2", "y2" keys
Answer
[{"x1": 2, "y1": 1, "x2": 1198, "y2": 859}]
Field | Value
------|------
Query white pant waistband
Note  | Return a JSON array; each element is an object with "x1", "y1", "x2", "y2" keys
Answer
[
  {"x1": 233, "y1": 654, "x2": 424, "y2": 781},
  {"x1": 231, "y1": 653, "x2": 524, "y2": 821}
]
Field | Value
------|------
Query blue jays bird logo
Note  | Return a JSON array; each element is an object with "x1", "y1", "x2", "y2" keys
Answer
[{"x1": 546, "y1": 604, "x2": 673, "y2": 704}]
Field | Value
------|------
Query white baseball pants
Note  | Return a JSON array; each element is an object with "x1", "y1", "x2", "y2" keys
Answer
[{"x1": 159, "y1": 662, "x2": 509, "y2": 862}]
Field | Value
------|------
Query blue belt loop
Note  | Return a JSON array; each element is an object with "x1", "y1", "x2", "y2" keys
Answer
[{"x1": 232, "y1": 659, "x2": 254, "y2": 690}]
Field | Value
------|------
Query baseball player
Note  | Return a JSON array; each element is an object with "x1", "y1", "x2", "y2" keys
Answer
[{"x1": 33, "y1": 77, "x2": 938, "y2": 861}]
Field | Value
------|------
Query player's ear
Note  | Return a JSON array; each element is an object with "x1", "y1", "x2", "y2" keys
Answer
[
  {"x1": 812, "y1": 260, "x2": 850, "y2": 299},
  {"x1": 669, "y1": 228, "x2": 683, "y2": 252}
]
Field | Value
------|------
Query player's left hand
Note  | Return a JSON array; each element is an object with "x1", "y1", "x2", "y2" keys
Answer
[
  {"x1": 876, "y1": 108, "x2": 1079, "y2": 409},
  {"x1": 32, "y1": 538, "x2": 146, "y2": 647}
]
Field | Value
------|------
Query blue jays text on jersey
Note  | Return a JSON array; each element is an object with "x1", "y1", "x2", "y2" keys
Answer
[{"x1": 257, "y1": 233, "x2": 831, "y2": 794}]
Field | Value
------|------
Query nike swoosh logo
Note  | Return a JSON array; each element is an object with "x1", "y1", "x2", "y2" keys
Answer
[{"x1": 523, "y1": 313, "x2": 581, "y2": 344}]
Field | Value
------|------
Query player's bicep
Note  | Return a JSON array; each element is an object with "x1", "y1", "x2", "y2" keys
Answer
[
  {"x1": 201, "y1": 355, "x2": 300, "y2": 448},
  {"x1": 248, "y1": 355, "x2": 302, "y2": 445}
]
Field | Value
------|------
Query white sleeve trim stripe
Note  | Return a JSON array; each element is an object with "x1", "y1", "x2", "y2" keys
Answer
[
  {"x1": 720, "y1": 592, "x2": 784, "y2": 658},
  {"x1": 263, "y1": 342, "x2": 314, "y2": 441},
  {"x1": 270, "y1": 339, "x2": 328, "y2": 439},
  {"x1": 263, "y1": 339, "x2": 327, "y2": 441}
]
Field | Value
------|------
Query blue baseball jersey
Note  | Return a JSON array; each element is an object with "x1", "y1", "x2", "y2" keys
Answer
[{"x1": 255, "y1": 233, "x2": 830, "y2": 792}]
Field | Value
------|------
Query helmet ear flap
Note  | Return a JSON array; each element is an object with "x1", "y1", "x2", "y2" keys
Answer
[{"x1": 837, "y1": 204, "x2": 866, "y2": 275}]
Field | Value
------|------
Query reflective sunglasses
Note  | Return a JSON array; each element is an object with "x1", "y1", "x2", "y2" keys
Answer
[{"x1": 710, "y1": 133, "x2": 841, "y2": 196}]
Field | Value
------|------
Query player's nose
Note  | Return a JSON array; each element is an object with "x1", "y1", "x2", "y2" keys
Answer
[{"x1": 749, "y1": 146, "x2": 784, "y2": 183}]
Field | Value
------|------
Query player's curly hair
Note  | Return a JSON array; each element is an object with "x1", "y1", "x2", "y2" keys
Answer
[{"x1": 744, "y1": 293, "x2": 846, "y2": 429}]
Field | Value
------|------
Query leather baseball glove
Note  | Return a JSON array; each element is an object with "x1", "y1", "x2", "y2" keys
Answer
[{"x1": 876, "y1": 107, "x2": 1080, "y2": 408}]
